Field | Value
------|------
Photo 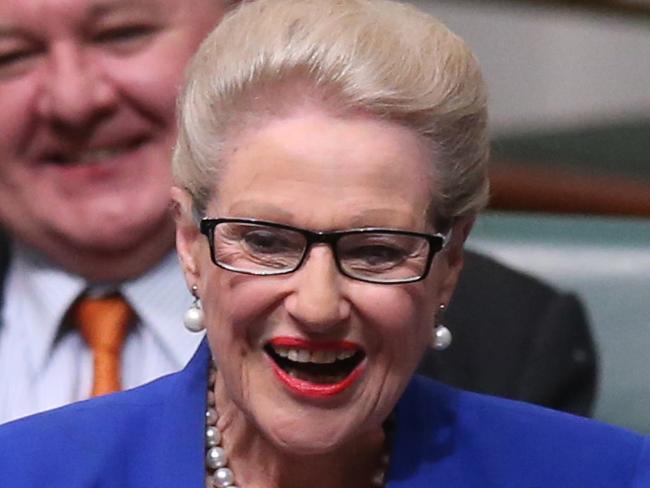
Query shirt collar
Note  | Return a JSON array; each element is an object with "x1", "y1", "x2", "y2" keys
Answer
[{"x1": 4, "y1": 244, "x2": 200, "y2": 375}]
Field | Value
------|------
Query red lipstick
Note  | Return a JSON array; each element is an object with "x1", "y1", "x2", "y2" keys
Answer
[{"x1": 266, "y1": 337, "x2": 365, "y2": 398}]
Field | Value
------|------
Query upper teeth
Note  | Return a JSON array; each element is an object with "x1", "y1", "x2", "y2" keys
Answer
[
  {"x1": 49, "y1": 142, "x2": 139, "y2": 165},
  {"x1": 273, "y1": 347, "x2": 356, "y2": 364},
  {"x1": 83, "y1": 148, "x2": 120, "y2": 160},
  {"x1": 77, "y1": 146, "x2": 128, "y2": 163}
]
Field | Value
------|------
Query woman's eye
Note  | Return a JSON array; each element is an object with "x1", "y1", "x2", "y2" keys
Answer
[
  {"x1": 243, "y1": 231, "x2": 292, "y2": 254},
  {"x1": 349, "y1": 245, "x2": 408, "y2": 265}
]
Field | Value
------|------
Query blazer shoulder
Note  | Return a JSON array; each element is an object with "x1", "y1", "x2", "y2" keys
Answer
[
  {"x1": 395, "y1": 376, "x2": 648, "y2": 487},
  {"x1": 0, "y1": 340, "x2": 210, "y2": 487},
  {"x1": 0, "y1": 370, "x2": 178, "y2": 485},
  {"x1": 457, "y1": 387, "x2": 649, "y2": 486}
]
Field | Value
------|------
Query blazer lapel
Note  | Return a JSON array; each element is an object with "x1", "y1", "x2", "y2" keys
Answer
[
  {"x1": 151, "y1": 337, "x2": 211, "y2": 487},
  {"x1": 387, "y1": 376, "x2": 460, "y2": 487}
]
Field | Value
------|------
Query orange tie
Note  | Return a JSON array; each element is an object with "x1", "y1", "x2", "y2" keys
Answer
[{"x1": 74, "y1": 294, "x2": 134, "y2": 397}]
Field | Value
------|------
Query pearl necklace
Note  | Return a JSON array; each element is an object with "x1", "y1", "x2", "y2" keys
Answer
[{"x1": 204, "y1": 366, "x2": 392, "y2": 487}]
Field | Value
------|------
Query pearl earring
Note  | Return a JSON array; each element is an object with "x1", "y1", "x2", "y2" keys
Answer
[
  {"x1": 432, "y1": 304, "x2": 452, "y2": 351},
  {"x1": 184, "y1": 284, "x2": 205, "y2": 333}
]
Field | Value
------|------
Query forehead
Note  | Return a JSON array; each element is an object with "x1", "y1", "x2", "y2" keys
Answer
[{"x1": 213, "y1": 107, "x2": 436, "y2": 230}]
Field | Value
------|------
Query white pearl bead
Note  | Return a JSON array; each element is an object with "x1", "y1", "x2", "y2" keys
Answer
[
  {"x1": 213, "y1": 467, "x2": 235, "y2": 487},
  {"x1": 206, "y1": 446, "x2": 227, "y2": 469},
  {"x1": 184, "y1": 304, "x2": 204, "y2": 332},
  {"x1": 205, "y1": 426, "x2": 221, "y2": 447},
  {"x1": 206, "y1": 408, "x2": 218, "y2": 425},
  {"x1": 433, "y1": 325, "x2": 452, "y2": 351}
]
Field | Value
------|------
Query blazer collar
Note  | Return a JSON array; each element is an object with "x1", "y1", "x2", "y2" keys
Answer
[
  {"x1": 387, "y1": 376, "x2": 460, "y2": 487},
  {"x1": 153, "y1": 337, "x2": 212, "y2": 487}
]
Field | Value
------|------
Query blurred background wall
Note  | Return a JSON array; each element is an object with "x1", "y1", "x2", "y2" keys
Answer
[
  {"x1": 414, "y1": 0, "x2": 650, "y2": 134},
  {"x1": 410, "y1": 0, "x2": 650, "y2": 215}
]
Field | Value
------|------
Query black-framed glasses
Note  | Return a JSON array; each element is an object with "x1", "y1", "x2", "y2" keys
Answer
[{"x1": 199, "y1": 218, "x2": 449, "y2": 284}]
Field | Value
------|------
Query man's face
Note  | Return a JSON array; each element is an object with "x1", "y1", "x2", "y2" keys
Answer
[{"x1": 0, "y1": 0, "x2": 227, "y2": 279}]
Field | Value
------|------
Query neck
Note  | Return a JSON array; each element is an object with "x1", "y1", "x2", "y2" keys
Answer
[
  {"x1": 213, "y1": 375, "x2": 388, "y2": 488},
  {"x1": 54, "y1": 238, "x2": 174, "y2": 282}
]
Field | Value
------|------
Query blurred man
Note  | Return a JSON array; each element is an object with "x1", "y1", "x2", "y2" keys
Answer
[{"x1": 0, "y1": 0, "x2": 233, "y2": 423}]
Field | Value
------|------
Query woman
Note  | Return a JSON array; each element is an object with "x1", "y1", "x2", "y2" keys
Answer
[{"x1": 0, "y1": 0, "x2": 647, "y2": 486}]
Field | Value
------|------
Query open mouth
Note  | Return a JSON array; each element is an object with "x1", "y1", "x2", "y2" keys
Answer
[
  {"x1": 42, "y1": 136, "x2": 148, "y2": 166},
  {"x1": 265, "y1": 343, "x2": 365, "y2": 385}
]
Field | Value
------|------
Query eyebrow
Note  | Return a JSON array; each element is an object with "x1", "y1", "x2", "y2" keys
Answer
[
  {"x1": 225, "y1": 202, "x2": 295, "y2": 221},
  {"x1": 346, "y1": 210, "x2": 420, "y2": 229},
  {"x1": 225, "y1": 202, "x2": 418, "y2": 230},
  {"x1": 0, "y1": 0, "x2": 160, "y2": 39},
  {"x1": 0, "y1": 24, "x2": 20, "y2": 37},
  {"x1": 88, "y1": 0, "x2": 160, "y2": 18},
  {"x1": 0, "y1": 25, "x2": 37, "y2": 43}
]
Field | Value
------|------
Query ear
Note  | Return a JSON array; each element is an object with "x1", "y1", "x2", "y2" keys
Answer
[
  {"x1": 437, "y1": 215, "x2": 475, "y2": 306},
  {"x1": 171, "y1": 186, "x2": 203, "y2": 289}
]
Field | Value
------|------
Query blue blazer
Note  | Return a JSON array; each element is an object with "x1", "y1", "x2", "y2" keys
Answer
[{"x1": 1, "y1": 339, "x2": 648, "y2": 487}]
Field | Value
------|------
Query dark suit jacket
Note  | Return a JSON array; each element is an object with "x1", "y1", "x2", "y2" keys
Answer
[
  {"x1": 419, "y1": 250, "x2": 597, "y2": 416},
  {"x1": 0, "y1": 233, "x2": 596, "y2": 416},
  {"x1": 0, "y1": 340, "x2": 645, "y2": 488}
]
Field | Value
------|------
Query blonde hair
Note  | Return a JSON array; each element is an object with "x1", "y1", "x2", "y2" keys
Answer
[{"x1": 173, "y1": 0, "x2": 489, "y2": 225}]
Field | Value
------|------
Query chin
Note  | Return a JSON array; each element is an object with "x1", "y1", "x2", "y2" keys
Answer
[
  {"x1": 75, "y1": 231, "x2": 154, "y2": 254},
  {"x1": 258, "y1": 407, "x2": 367, "y2": 456},
  {"x1": 270, "y1": 429, "x2": 349, "y2": 456},
  {"x1": 30, "y1": 217, "x2": 171, "y2": 271},
  {"x1": 64, "y1": 195, "x2": 172, "y2": 245}
]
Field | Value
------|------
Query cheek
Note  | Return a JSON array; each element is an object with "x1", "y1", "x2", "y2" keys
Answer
[
  {"x1": 202, "y1": 271, "x2": 235, "y2": 350},
  {"x1": 103, "y1": 33, "x2": 211, "y2": 123},
  {"x1": 201, "y1": 274, "x2": 282, "y2": 405},
  {"x1": 0, "y1": 77, "x2": 38, "y2": 162},
  {"x1": 0, "y1": 78, "x2": 42, "y2": 225},
  {"x1": 354, "y1": 284, "x2": 435, "y2": 354},
  {"x1": 202, "y1": 273, "x2": 281, "y2": 355}
]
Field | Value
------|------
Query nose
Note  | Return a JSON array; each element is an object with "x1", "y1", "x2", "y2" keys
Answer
[
  {"x1": 37, "y1": 43, "x2": 117, "y2": 130},
  {"x1": 284, "y1": 245, "x2": 351, "y2": 332}
]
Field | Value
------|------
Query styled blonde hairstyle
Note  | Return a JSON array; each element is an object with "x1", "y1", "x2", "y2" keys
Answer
[{"x1": 173, "y1": 0, "x2": 489, "y2": 226}]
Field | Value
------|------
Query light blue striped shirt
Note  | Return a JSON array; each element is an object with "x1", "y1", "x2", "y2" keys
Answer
[{"x1": 0, "y1": 245, "x2": 203, "y2": 424}]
